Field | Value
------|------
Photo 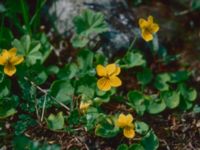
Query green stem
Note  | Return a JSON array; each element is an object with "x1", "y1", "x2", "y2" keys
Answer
[
  {"x1": 127, "y1": 36, "x2": 137, "y2": 52},
  {"x1": 118, "y1": 36, "x2": 138, "y2": 68},
  {"x1": 41, "y1": 93, "x2": 47, "y2": 122},
  {"x1": 20, "y1": 0, "x2": 31, "y2": 34},
  {"x1": 30, "y1": 0, "x2": 47, "y2": 32}
]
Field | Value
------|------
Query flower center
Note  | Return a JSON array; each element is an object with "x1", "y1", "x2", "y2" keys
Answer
[
  {"x1": 5, "y1": 58, "x2": 12, "y2": 66},
  {"x1": 144, "y1": 26, "x2": 153, "y2": 34},
  {"x1": 105, "y1": 74, "x2": 110, "y2": 79}
]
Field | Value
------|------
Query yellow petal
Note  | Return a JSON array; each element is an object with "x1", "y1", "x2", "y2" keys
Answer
[
  {"x1": 148, "y1": 15, "x2": 154, "y2": 24},
  {"x1": 10, "y1": 56, "x2": 24, "y2": 65},
  {"x1": 0, "y1": 56, "x2": 6, "y2": 65},
  {"x1": 139, "y1": 18, "x2": 148, "y2": 28},
  {"x1": 96, "y1": 65, "x2": 106, "y2": 77},
  {"x1": 109, "y1": 65, "x2": 121, "y2": 76},
  {"x1": 114, "y1": 66, "x2": 121, "y2": 76},
  {"x1": 151, "y1": 23, "x2": 159, "y2": 33},
  {"x1": 142, "y1": 30, "x2": 153, "y2": 42},
  {"x1": 116, "y1": 113, "x2": 133, "y2": 128},
  {"x1": 0, "y1": 57, "x2": 6, "y2": 65},
  {"x1": 79, "y1": 102, "x2": 90, "y2": 110},
  {"x1": 123, "y1": 127, "x2": 135, "y2": 139},
  {"x1": 116, "y1": 113, "x2": 127, "y2": 127},
  {"x1": 125, "y1": 114, "x2": 134, "y2": 125},
  {"x1": 0, "y1": 50, "x2": 9, "y2": 65},
  {"x1": 8, "y1": 48, "x2": 17, "y2": 57},
  {"x1": 109, "y1": 76, "x2": 122, "y2": 87},
  {"x1": 79, "y1": 101, "x2": 91, "y2": 113},
  {"x1": 4, "y1": 64, "x2": 16, "y2": 76},
  {"x1": 97, "y1": 77, "x2": 111, "y2": 91},
  {"x1": 106, "y1": 63, "x2": 117, "y2": 76}
]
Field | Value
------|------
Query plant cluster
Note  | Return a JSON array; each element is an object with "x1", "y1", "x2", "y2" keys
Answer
[{"x1": 0, "y1": 2, "x2": 198, "y2": 149}]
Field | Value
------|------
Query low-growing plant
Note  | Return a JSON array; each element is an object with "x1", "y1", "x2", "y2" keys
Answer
[{"x1": 0, "y1": 8, "x2": 198, "y2": 150}]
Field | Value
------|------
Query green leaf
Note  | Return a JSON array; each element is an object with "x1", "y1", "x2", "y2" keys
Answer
[
  {"x1": 73, "y1": 9, "x2": 108, "y2": 36},
  {"x1": 71, "y1": 34, "x2": 89, "y2": 48},
  {"x1": 85, "y1": 107, "x2": 99, "y2": 130},
  {"x1": 129, "y1": 144, "x2": 145, "y2": 150},
  {"x1": 186, "y1": 88, "x2": 197, "y2": 102},
  {"x1": 58, "y1": 63, "x2": 79, "y2": 80},
  {"x1": 0, "y1": 96, "x2": 19, "y2": 119},
  {"x1": 77, "y1": 75, "x2": 96, "y2": 90},
  {"x1": 14, "y1": 114, "x2": 37, "y2": 135},
  {"x1": 0, "y1": 77, "x2": 11, "y2": 98},
  {"x1": 47, "y1": 112, "x2": 65, "y2": 130},
  {"x1": 13, "y1": 136, "x2": 31, "y2": 150},
  {"x1": 32, "y1": 70, "x2": 48, "y2": 85},
  {"x1": 46, "y1": 65, "x2": 60, "y2": 75},
  {"x1": 38, "y1": 33, "x2": 53, "y2": 63},
  {"x1": 178, "y1": 84, "x2": 197, "y2": 110},
  {"x1": 147, "y1": 98, "x2": 166, "y2": 114},
  {"x1": 21, "y1": 34, "x2": 31, "y2": 51},
  {"x1": 141, "y1": 130, "x2": 159, "y2": 150},
  {"x1": 193, "y1": 105, "x2": 200, "y2": 113},
  {"x1": 94, "y1": 51, "x2": 107, "y2": 65},
  {"x1": 128, "y1": 91, "x2": 144, "y2": 106},
  {"x1": 94, "y1": 87, "x2": 115, "y2": 104},
  {"x1": 50, "y1": 80, "x2": 74, "y2": 103},
  {"x1": 117, "y1": 144, "x2": 129, "y2": 150},
  {"x1": 0, "y1": 3, "x2": 6, "y2": 13},
  {"x1": 120, "y1": 52, "x2": 145, "y2": 69},
  {"x1": 179, "y1": 98, "x2": 193, "y2": 110},
  {"x1": 0, "y1": 106, "x2": 16, "y2": 119},
  {"x1": 77, "y1": 85, "x2": 95, "y2": 100},
  {"x1": 26, "y1": 50, "x2": 42, "y2": 65},
  {"x1": 12, "y1": 35, "x2": 43, "y2": 66},
  {"x1": 191, "y1": 0, "x2": 200, "y2": 10},
  {"x1": 17, "y1": 78, "x2": 37, "y2": 113},
  {"x1": 179, "y1": 84, "x2": 197, "y2": 102},
  {"x1": 137, "y1": 68, "x2": 153, "y2": 85},
  {"x1": 161, "y1": 91, "x2": 180, "y2": 109},
  {"x1": 77, "y1": 49, "x2": 94, "y2": 71},
  {"x1": 135, "y1": 121, "x2": 149, "y2": 135},
  {"x1": 94, "y1": 94, "x2": 110, "y2": 104},
  {"x1": 170, "y1": 71, "x2": 189, "y2": 83},
  {"x1": 154, "y1": 73, "x2": 170, "y2": 91},
  {"x1": 95, "y1": 116, "x2": 119, "y2": 138},
  {"x1": 0, "y1": 27, "x2": 14, "y2": 48},
  {"x1": 27, "y1": 64, "x2": 48, "y2": 85},
  {"x1": 12, "y1": 38, "x2": 25, "y2": 53},
  {"x1": 67, "y1": 109, "x2": 80, "y2": 125},
  {"x1": 13, "y1": 136, "x2": 61, "y2": 150},
  {"x1": 128, "y1": 91, "x2": 146, "y2": 115}
]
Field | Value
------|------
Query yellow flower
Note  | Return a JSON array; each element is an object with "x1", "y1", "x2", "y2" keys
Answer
[
  {"x1": 116, "y1": 113, "x2": 135, "y2": 139},
  {"x1": 139, "y1": 16, "x2": 159, "y2": 42},
  {"x1": 79, "y1": 101, "x2": 91, "y2": 113},
  {"x1": 96, "y1": 63, "x2": 122, "y2": 91},
  {"x1": 0, "y1": 48, "x2": 24, "y2": 76}
]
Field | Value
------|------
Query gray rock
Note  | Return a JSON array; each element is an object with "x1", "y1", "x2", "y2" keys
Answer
[
  {"x1": 48, "y1": 0, "x2": 113, "y2": 34},
  {"x1": 47, "y1": 0, "x2": 138, "y2": 52}
]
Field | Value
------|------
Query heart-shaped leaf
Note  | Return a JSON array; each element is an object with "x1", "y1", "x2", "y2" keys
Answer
[
  {"x1": 161, "y1": 91, "x2": 180, "y2": 109},
  {"x1": 47, "y1": 112, "x2": 65, "y2": 130}
]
